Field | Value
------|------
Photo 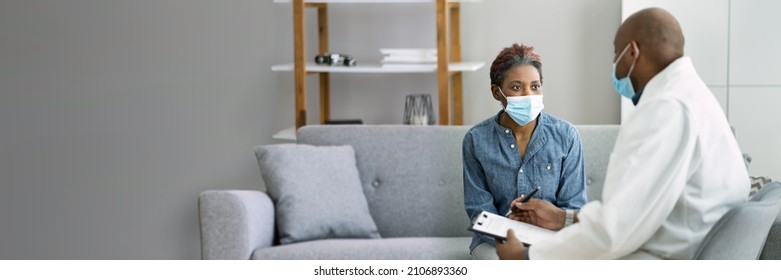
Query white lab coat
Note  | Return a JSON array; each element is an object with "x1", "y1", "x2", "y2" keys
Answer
[{"x1": 529, "y1": 57, "x2": 749, "y2": 259}]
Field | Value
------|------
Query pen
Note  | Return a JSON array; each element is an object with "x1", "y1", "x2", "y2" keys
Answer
[{"x1": 505, "y1": 187, "x2": 541, "y2": 216}]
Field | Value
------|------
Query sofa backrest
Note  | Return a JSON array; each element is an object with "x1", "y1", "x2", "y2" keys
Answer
[
  {"x1": 298, "y1": 124, "x2": 619, "y2": 238},
  {"x1": 577, "y1": 125, "x2": 620, "y2": 202}
]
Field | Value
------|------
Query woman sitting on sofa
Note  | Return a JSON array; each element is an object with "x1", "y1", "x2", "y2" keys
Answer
[{"x1": 463, "y1": 43, "x2": 587, "y2": 260}]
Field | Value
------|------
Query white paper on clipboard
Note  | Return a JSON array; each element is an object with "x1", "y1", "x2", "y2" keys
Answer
[{"x1": 469, "y1": 211, "x2": 556, "y2": 245}]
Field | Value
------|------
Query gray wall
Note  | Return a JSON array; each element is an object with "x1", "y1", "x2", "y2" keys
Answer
[
  {"x1": 1, "y1": 0, "x2": 620, "y2": 259},
  {"x1": 461, "y1": 0, "x2": 621, "y2": 125},
  {"x1": 274, "y1": 0, "x2": 621, "y2": 127},
  {"x1": 0, "y1": 0, "x2": 282, "y2": 259}
]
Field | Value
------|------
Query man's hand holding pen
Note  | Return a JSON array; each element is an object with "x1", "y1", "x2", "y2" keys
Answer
[
  {"x1": 509, "y1": 198, "x2": 568, "y2": 231},
  {"x1": 506, "y1": 187, "x2": 573, "y2": 231}
]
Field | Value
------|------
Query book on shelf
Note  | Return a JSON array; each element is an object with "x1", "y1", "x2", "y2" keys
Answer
[
  {"x1": 379, "y1": 48, "x2": 437, "y2": 56},
  {"x1": 379, "y1": 64, "x2": 436, "y2": 71},
  {"x1": 380, "y1": 54, "x2": 437, "y2": 64},
  {"x1": 380, "y1": 48, "x2": 438, "y2": 70}
]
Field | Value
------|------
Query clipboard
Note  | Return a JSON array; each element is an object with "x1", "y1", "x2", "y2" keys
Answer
[{"x1": 468, "y1": 210, "x2": 556, "y2": 245}]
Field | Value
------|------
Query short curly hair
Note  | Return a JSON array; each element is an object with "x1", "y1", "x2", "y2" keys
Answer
[{"x1": 489, "y1": 43, "x2": 543, "y2": 86}]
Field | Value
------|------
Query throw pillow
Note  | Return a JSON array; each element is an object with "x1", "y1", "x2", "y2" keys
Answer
[
  {"x1": 749, "y1": 176, "x2": 773, "y2": 198},
  {"x1": 255, "y1": 144, "x2": 380, "y2": 244}
]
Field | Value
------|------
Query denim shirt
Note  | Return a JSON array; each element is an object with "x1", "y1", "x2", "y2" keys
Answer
[{"x1": 463, "y1": 111, "x2": 587, "y2": 252}]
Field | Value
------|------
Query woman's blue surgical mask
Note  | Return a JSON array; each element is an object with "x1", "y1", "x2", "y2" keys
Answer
[
  {"x1": 498, "y1": 88, "x2": 544, "y2": 126},
  {"x1": 612, "y1": 43, "x2": 638, "y2": 99}
]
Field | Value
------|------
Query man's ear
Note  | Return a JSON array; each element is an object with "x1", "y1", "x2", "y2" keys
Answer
[{"x1": 630, "y1": 40, "x2": 640, "y2": 58}]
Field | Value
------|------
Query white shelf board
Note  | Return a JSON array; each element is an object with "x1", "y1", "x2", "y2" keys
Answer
[
  {"x1": 272, "y1": 127, "x2": 297, "y2": 141},
  {"x1": 271, "y1": 61, "x2": 484, "y2": 73}
]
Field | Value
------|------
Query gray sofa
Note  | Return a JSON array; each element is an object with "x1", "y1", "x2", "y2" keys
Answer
[{"x1": 198, "y1": 124, "x2": 780, "y2": 259}]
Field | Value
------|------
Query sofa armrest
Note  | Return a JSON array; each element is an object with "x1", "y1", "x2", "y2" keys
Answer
[
  {"x1": 199, "y1": 190, "x2": 275, "y2": 260},
  {"x1": 761, "y1": 214, "x2": 781, "y2": 259}
]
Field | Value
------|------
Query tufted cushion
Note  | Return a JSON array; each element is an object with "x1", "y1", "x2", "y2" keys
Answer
[{"x1": 255, "y1": 144, "x2": 380, "y2": 244}]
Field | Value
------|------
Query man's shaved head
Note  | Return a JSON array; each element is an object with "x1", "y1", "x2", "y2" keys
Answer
[{"x1": 615, "y1": 7, "x2": 685, "y2": 66}]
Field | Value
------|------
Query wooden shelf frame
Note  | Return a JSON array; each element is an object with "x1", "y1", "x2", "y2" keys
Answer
[{"x1": 290, "y1": 0, "x2": 469, "y2": 129}]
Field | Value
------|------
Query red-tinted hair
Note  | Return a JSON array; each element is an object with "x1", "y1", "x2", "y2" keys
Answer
[{"x1": 489, "y1": 43, "x2": 543, "y2": 86}]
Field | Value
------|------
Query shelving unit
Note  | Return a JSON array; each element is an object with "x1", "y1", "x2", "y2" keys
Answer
[{"x1": 272, "y1": 0, "x2": 484, "y2": 139}]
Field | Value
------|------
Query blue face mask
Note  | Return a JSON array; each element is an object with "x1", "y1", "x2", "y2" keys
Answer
[
  {"x1": 498, "y1": 88, "x2": 544, "y2": 126},
  {"x1": 612, "y1": 43, "x2": 638, "y2": 100}
]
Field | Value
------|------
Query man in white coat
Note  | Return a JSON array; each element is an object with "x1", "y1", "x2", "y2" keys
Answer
[{"x1": 496, "y1": 7, "x2": 749, "y2": 259}]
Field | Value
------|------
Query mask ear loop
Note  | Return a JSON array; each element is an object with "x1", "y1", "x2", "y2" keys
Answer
[
  {"x1": 614, "y1": 43, "x2": 631, "y2": 64},
  {"x1": 494, "y1": 85, "x2": 508, "y2": 109},
  {"x1": 626, "y1": 43, "x2": 639, "y2": 78},
  {"x1": 617, "y1": 41, "x2": 639, "y2": 79}
]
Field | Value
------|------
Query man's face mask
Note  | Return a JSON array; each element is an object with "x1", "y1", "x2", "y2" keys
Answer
[
  {"x1": 498, "y1": 87, "x2": 544, "y2": 126},
  {"x1": 612, "y1": 43, "x2": 638, "y2": 100}
]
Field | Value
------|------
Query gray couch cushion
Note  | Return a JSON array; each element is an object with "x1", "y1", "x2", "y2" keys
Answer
[
  {"x1": 576, "y1": 125, "x2": 619, "y2": 202},
  {"x1": 252, "y1": 237, "x2": 472, "y2": 260},
  {"x1": 695, "y1": 182, "x2": 781, "y2": 259},
  {"x1": 298, "y1": 125, "x2": 473, "y2": 238},
  {"x1": 760, "y1": 213, "x2": 781, "y2": 259},
  {"x1": 255, "y1": 144, "x2": 380, "y2": 244}
]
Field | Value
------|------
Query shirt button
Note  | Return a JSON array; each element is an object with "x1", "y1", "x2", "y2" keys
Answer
[
  {"x1": 519, "y1": 168, "x2": 524, "y2": 173},
  {"x1": 505, "y1": 129, "x2": 510, "y2": 134},
  {"x1": 547, "y1": 164, "x2": 551, "y2": 170},
  {"x1": 510, "y1": 144, "x2": 515, "y2": 149}
]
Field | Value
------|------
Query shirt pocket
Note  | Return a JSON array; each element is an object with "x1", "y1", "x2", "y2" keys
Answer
[{"x1": 534, "y1": 161, "x2": 561, "y2": 202}]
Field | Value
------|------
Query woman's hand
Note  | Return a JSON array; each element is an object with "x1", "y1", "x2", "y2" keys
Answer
[{"x1": 508, "y1": 198, "x2": 566, "y2": 231}]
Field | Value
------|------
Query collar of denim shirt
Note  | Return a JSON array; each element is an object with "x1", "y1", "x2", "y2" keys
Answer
[{"x1": 491, "y1": 109, "x2": 549, "y2": 142}]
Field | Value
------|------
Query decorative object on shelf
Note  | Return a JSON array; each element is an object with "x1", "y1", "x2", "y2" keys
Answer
[
  {"x1": 403, "y1": 94, "x2": 435, "y2": 125},
  {"x1": 315, "y1": 53, "x2": 357, "y2": 67}
]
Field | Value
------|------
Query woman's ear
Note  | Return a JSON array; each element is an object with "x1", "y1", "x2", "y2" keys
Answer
[
  {"x1": 492, "y1": 85, "x2": 506, "y2": 109},
  {"x1": 491, "y1": 85, "x2": 502, "y2": 102}
]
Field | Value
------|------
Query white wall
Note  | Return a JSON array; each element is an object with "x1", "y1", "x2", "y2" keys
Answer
[
  {"x1": 728, "y1": 0, "x2": 781, "y2": 181},
  {"x1": 620, "y1": 0, "x2": 730, "y2": 121},
  {"x1": 620, "y1": 0, "x2": 780, "y2": 180},
  {"x1": 0, "y1": 0, "x2": 283, "y2": 259},
  {"x1": 0, "y1": 0, "x2": 622, "y2": 259}
]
